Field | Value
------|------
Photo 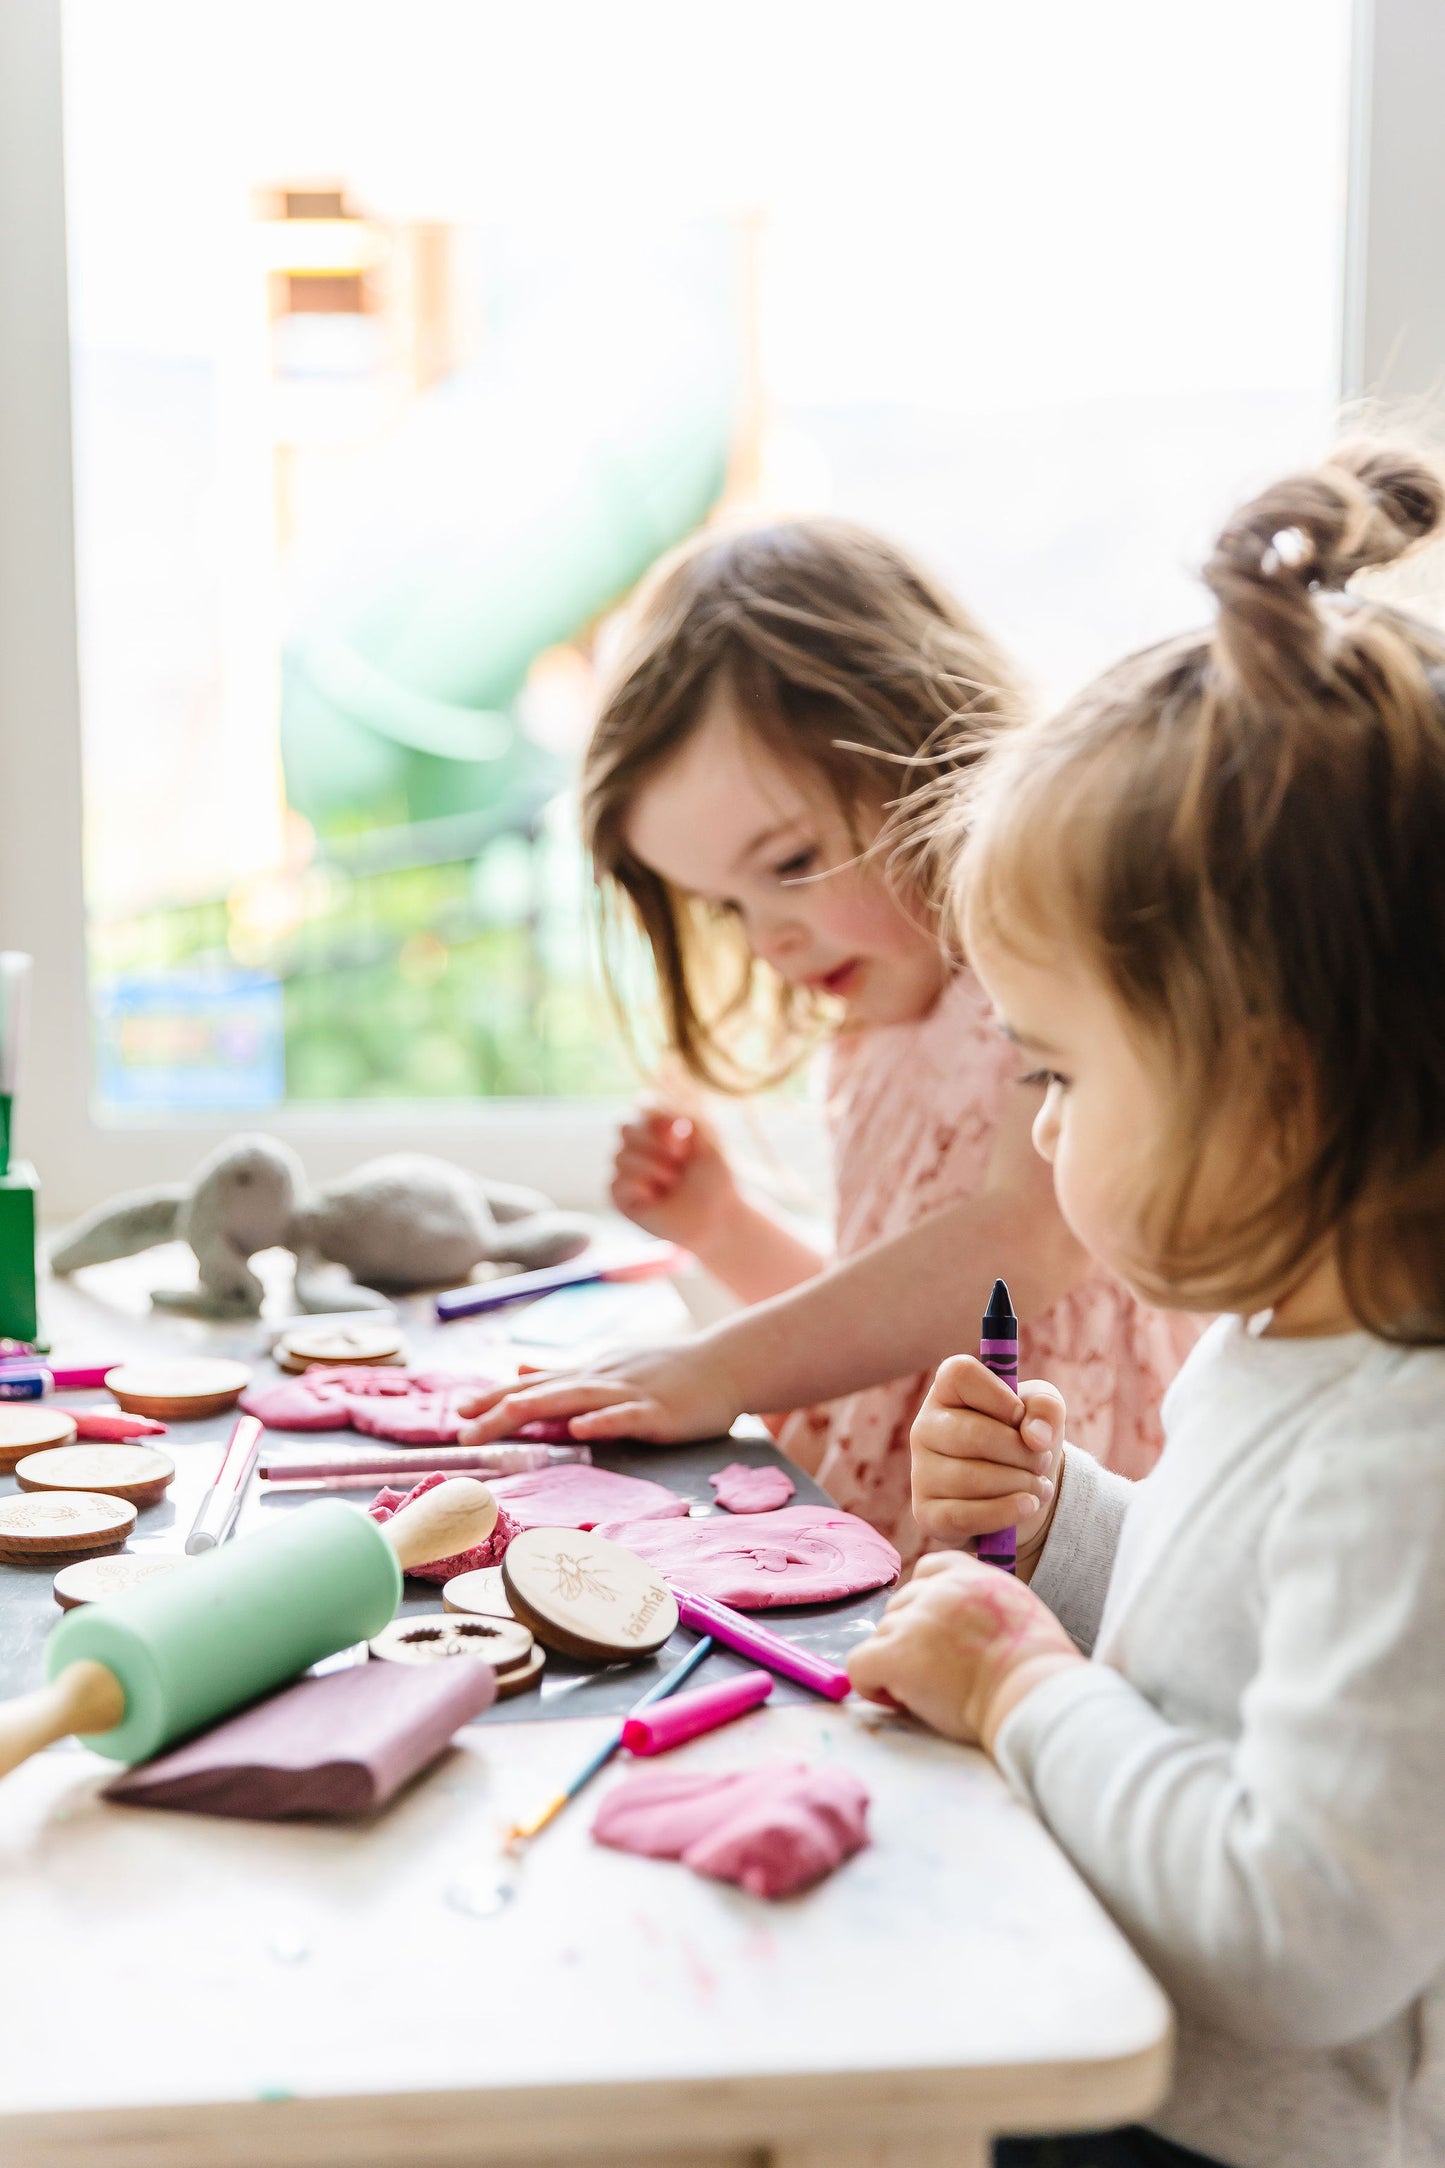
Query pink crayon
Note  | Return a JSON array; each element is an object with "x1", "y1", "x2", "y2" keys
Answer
[
  {"x1": 621, "y1": 1669, "x2": 772, "y2": 1756},
  {"x1": 673, "y1": 1588, "x2": 851, "y2": 1701}
]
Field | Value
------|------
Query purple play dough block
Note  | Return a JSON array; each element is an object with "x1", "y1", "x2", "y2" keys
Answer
[{"x1": 103, "y1": 1657, "x2": 496, "y2": 1821}]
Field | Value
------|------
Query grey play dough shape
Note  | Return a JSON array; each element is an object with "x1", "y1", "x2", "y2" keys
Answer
[{"x1": 49, "y1": 1134, "x2": 594, "y2": 1318}]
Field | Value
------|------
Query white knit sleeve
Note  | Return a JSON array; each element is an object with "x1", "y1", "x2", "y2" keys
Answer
[{"x1": 1027, "y1": 1442, "x2": 1132, "y2": 1652}]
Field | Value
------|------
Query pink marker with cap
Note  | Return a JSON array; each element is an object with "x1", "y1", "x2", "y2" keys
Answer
[
  {"x1": 621, "y1": 1670, "x2": 772, "y2": 1755},
  {"x1": 673, "y1": 1588, "x2": 851, "y2": 1701}
]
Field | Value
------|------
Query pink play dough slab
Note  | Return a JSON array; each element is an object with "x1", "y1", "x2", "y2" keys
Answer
[
  {"x1": 366, "y1": 1462, "x2": 686, "y2": 1579},
  {"x1": 590, "y1": 1503, "x2": 900, "y2": 1608},
  {"x1": 240, "y1": 1365, "x2": 573, "y2": 1445},
  {"x1": 709, "y1": 1461, "x2": 796, "y2": 1514},
  {"x1": 592, "y1": 1763, "x2": 869, "y2": 1899},
  {"x1": 368, "y1": 1473, "x2": 520, "y2": 1582},
  {"x1": 486, "y1": 1461, "x2": 689, "y2": 1532}
]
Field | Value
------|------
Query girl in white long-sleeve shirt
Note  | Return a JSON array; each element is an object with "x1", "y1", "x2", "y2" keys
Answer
[{"x1": 850, "y1": 441, "x2": 1445, "y2": 2168}]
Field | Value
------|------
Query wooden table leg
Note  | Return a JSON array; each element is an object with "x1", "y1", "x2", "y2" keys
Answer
[{"x1": 769, "y1": 2139, "x2": 987, "y2": 2168}]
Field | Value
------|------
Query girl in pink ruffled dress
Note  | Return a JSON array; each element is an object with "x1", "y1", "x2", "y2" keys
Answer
[{"x1": 460, "y1": 520, "x2": 1201, "y2": 1566}]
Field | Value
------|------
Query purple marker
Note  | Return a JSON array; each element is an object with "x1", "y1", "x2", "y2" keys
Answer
[{"x1": 976, "y1": 1277, "x2": 1019, "y2": 1573}]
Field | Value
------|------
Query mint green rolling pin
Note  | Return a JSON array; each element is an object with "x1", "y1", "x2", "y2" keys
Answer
[{"x1": 0, "y1": 1478, "x2": 498, "y2": 1778}]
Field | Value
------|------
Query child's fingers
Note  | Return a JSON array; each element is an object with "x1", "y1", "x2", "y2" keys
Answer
[
  {"x1": 1015, "y1": 1380, "x2": 1067, "y2": 1457},
  {"x1": 914, "y1": 1488, "x2": 1049, "y2": 1544},
  {"x1": 625, "y1": 1107, "x2": 696, "y2": 1161},
  {"x1": 929, "y1": 1353, "x2": 1026, "y2": 1425},
  {"x1": 914, "y1": 1447, "x2": 1055, "y2": 1511},
  {"x1": 566, "y1": 1399, "x2": 669, "y2": 1442},
  {"x1": 457, "y1": 1377, "x2": 616, "y2": 1444},
  {"x1": 912, "y1": 1399, "x2": 1052, "y2": 1476},
  {"x1": 613, "y1": 1144, "x2": 682, "y2": 1195}
]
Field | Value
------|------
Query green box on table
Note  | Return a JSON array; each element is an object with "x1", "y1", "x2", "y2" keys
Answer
[{"x1": 0, "y1": 1160, "x2": 39, "y2": 1343}]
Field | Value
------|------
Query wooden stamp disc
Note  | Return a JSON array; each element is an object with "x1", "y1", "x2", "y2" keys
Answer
[
  {"x1": 54, "y1": 1552, "x2": 187, "y2": 1609},
  {"x1": 0, "y1": 1405, "x2": 78, "y2": 1473},
  {"x1": 493, "y1": 1643, "x2": 546, "y2": 1698},
  {"x1": 105, "y1": 1360, "x2": 250, "y2": 1421},
  {"x1": 442, "y1": 1566, "x2": 515, "y2": 1620},
  {"x1": 0, "y1": 1490, "x2": 136, "y2": 1562},
  {"x1": 276, "y1": 1324, "x2": 403, "y2": 1374},
  {"x1": 17, "y1": 1444, "x2": 176, "y2": 1509},
  {"x1": 501, "y1": 1526, "x2": 678, "y2": 1663},
  {"x1": 369, "y1": 1613, "x2": 534, "y2": 1673}
]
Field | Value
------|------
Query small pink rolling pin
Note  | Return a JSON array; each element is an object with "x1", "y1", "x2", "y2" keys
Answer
[
  {"x1": 673, "y1": 1588, "x2": 851, "y2": 1701},
  {"x1": 621, "y1": 1670, "x2": 772, "y2": 1755}
]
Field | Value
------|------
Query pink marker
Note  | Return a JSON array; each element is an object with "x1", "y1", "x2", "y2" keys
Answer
[
  {"x1": 49, "y1": 1364, "x2": 118, "y2": 1391},
  {"x1": 622, "y1": 1670, "x2": 772, "y2": 1755},
  {"x1": 673, "y1": 1588, "x2": 851, "y2": 1701}
]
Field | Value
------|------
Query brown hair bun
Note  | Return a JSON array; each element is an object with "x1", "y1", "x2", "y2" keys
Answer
[{"x1": 1204, "y1": 442, "x2": 1445, "y2": 708}]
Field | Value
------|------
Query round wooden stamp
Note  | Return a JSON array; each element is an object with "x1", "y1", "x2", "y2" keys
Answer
[
  {"x1": 0, "y1": 1405, "x2": 78, "y2": 1473},
  {"x1": 16, "y1": 1444, "x2": 176, "y2": 1509},
  {"x1": 442, "y1": 1565, "x2": 515, "y2": 1621},
  {"x1": 53, "y1": 1552, "x2": 187, "y2": 1609},
  {"x1": 105, "y1": 1359, "x2": 250, "y2": 1421},
  {"x1": 501, "y1": 1526, "x2": 678, "y2": 1663},
  {"x1": 369, "y1": 1613, "x2": 534, "y2": 1674},
  {"x1": 0, "y1": 1490, "x2": 137, "y2": 1562},
  {"x1": 276, "y1": 1324, "x2": 403, "y2": 1375}
]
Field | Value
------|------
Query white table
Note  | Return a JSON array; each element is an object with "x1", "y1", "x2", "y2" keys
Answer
[{"x1": 0, "y1": 1255, "x2": 1171, "y2": 2165}]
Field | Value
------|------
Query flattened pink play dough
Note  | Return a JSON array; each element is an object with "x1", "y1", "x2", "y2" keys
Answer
[
  {"x1": 709, "y1": 1461, "x2": 796, "y2": 1514},
  {"x1": 591, "y1": 1504, "x2": 899, "y2": 1607},
  {"x1": 487, "y1": 1462, "x2": 689, "y2": 1532},
  {"x1": 239, "y1": 1376, "x2": 355, "y2": 1430},
  {"x1": 351, "y1": 1392, "x2": 463, "y2": 1445},
  {"x1": 368, "y1": 1472, "x2": 520, "y2": 1581},
  {"x1": 241, "y1": 1364, "x2": 570, "y2": 1445},
  {"x1": 592, "y1": 1763, "x2": 869, "y2": 1899}
]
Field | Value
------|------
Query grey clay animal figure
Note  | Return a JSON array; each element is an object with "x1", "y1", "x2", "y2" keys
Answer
[{"x1": 48, "y1": 1135, "x2": 595, "y2": 1318}]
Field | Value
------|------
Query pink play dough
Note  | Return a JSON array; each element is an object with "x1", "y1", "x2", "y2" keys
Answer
[
  {"x1": 709, "y1": 1461, "x2": 796, "y2": 1514},
  {"x1": 486, "y1": 1461, "x2": 690, "y2": 1531},
  {"x1": 592, "y1": 1763, "x2": 870, "y2": 1899},
  {"x1": 238, "y1": 1376, "x2": 357, "y2": 1431},
  {"x1": 240, "y1": 1365, "x2": 574, "y2": 1445},
  {"x1": 590, "y1": 1504, "x2": 900, "y2": 1608},
  {"x1": 367, "y1": 1472, "x2": 520, "y2": 1582},
  {"x1": 366, "y1": 1461, "x2": 687, "y2": 1579}
]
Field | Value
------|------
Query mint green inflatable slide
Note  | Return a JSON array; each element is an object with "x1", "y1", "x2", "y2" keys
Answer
[{"x1": 280, "y1": 234, "x2": 740, "y2": 833}]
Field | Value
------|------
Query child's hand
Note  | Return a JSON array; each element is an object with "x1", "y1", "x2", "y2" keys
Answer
[
  {"x1": 610, "y1": 1104, "x2": 746, "y2": 1262},
  {"x1": 455, "y1": 1339, "x2": 743, "y2": 1448},
  {"x1": 848, "y1": 1552, "x2": 1082, "y2": 1751},
  {"x1": 911, "y1": 1356, "x2": 1066, "y2": 1576}
]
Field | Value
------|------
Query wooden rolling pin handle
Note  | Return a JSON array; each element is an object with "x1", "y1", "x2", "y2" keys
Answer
[
  {"x1": 380, "y1": 1476, "x2": 498, "y2": 1573},
  {"x1": 0, "y1": 1660, "x2": 126, "y2": 1779}
]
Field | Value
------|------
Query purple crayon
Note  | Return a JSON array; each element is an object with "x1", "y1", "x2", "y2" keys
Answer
[{"x1": 976, "y1": 1277, "x2": 1019, "y2": 1573}]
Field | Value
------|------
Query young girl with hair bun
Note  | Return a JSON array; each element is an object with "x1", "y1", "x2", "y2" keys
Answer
[
  {"x1": 850, "y1": 444, "x2": 1445, "y2": 2167},
  {"x1": 460, "y1": 519, "x2": 1198, "y2": 1562}
]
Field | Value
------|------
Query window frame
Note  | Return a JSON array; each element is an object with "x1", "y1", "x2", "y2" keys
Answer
[{"x1": 1, "y1": 0, "x2": 1439, "y2": 1216}]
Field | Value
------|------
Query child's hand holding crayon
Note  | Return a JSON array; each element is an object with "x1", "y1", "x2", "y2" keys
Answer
[{"x1": 910, "y1": 1354, "x2": 1066, "y2": 1573}]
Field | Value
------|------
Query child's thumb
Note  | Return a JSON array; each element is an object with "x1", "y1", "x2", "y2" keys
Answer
[{"x1": 1017, "y1": 1381, "x2": 1066, "y2": 1457}]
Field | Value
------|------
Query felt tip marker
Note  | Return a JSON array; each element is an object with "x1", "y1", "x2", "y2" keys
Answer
[{"x1": 976, "y1": 1277, "x2": 1019, "y2": 1574}]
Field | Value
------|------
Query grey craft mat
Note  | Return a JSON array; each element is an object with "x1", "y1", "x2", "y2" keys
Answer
[{"x1": 0, "y1": 1428, "x2": 890, "y2": 1724}]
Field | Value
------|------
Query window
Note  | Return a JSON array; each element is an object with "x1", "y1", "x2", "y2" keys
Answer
[{"x1": 10, "y1": 0, "x2": 1435, "y2": 1215}]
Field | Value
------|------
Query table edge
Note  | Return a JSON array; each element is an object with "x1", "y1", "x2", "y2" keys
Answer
[{"x1": 0, "y1": 2031, "x2": 1175, "y2": 2167}]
